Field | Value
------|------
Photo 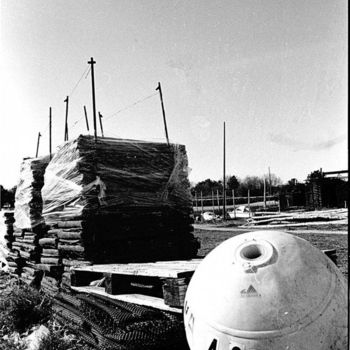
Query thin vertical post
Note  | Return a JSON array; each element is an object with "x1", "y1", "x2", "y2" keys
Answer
[
  {"x1": 223, "y1": 121, "x2": 226, "y2": 220},
  {"x1": 194, "y1": 192, "x2": 198, "y2": 214},
  {"x1": 232, "y1": 189, "x2": 236, "y2": 218},
  {"x1": 98, "y1": 112, "x2": 104, "y2": 137},
  {"x1": 200, "y1": 191, "x2": 204, "y2": 213},
  {"x1": 278, "y1": 195, "x2": 281, "y2": 213},
  {"x1": 216, "y1": 190, "x2": 220, "y2": 211},
  {"x1": 211, "y1": 190, "x2": 215, "y2": 213},
  {"x1": 88, "y1": 57, "x2": 97, "y2": 141},
  {"x1": 84, "y1": 106, "x2": 89, "y2": 131},
  {"x1": 268, "y1": 166, "x2": 272, "y2": 196},
  {"x1": 49, "y1": 107, "x2": 52, "y2": 160},
  {"x1": 64, "y1": 96, "x2": 69, "y2": 141},
  {"x1": 156, "y1": 82, "x2": 170, "y2": 145},
  {"x1": 36, "y1": 132, "x2": 41, "y2": 157},
  {"x1": 263, "y1": 177, "x2": 267, "y2": 209},
  {"x1": 248, "y1": 189, "x2": 251, "y2": 217}
]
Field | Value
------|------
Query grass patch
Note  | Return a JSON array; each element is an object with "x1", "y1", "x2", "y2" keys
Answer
[
  {"x1": 0, "y1": 337, "x2": 27, "y2": 350},
  {"x1": 0, "y1": 276, "x2": 52, "y2": 335},
  {"x1": 36, "y1": 321, "x2": 93, "y2": 350}
]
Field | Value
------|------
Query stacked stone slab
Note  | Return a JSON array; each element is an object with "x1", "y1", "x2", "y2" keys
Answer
[
  {"x1": 41, "y1": 135, "x2": 199, "y2": 275},
  {"x1": 3, "y1": 212, "x2": 15, "y2": 250},
  {"x1": 3, "y1": 211, "x2": 24, "y2": 274},
  {"x1": 9, "y1": 156, "x2": 51, "y2": 282}
]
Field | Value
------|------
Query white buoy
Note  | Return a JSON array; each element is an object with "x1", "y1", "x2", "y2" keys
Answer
[{"x1": 184, "y1": 230, "x2": 347, "y2": 350}]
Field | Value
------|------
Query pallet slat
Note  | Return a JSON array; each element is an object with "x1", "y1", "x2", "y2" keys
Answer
[
  {"x1": 71, "y1": 285, "x2": 182, "y2": 314},
  {"x1": 73, "y1": 260, "x2": 201, "y2": 278},
  {"x1": 70, "y1": 259, "x2": 201, "y2": 308}
]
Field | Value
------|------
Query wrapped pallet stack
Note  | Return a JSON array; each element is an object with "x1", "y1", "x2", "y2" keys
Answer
[
  {"x1": 9, "y1": 156, "x2": 50, "y2": 282},
  {"x1": 41, "y1": 135, "x2": 198, "y2": 273}
]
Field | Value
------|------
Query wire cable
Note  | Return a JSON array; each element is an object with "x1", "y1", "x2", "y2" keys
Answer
[
  {"x1": 69, "y1": 66, "x2": 91, "y2": 98},
  {"x1": 63, "y1": 88, "x2": 157, "y2": 138},
  {"x1": 70, "y1": 115, "x2": 86, "y2": 131},
  {"x1": 104, "y1": 92, "x2": 158, "y2": 121},
  {"x1": 41, "y1": 122, "x2": 50, "y2": 136}
]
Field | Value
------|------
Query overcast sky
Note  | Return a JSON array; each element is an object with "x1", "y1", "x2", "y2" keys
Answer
[{"x1": 0, "y1": 0, "x2": 347, "y2": 188}]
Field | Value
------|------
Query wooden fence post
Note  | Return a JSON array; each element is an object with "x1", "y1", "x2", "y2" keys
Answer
[
  {"x1": 248, "y1": 189, "x2": 251, "y2": 217},
  {"x1": 211, "y1": 190, "x2": 215, "y2": 213},
  {"x1": 216, "y1": 190, "x2": 220, "y2": 211},
  {"x1": 200, "y1": 191, "x2": 204, "y2": 213},
  {"x1": 232, "y1": 189, "x2": 236, "y2": 219},
  {"x1": 194, "y1": 192, "x2": 198, "y2": 214}
]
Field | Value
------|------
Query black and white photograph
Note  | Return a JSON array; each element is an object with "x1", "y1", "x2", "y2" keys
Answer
[{"x1": 0, "y1": 1, "x2": 347, "y2": 349}]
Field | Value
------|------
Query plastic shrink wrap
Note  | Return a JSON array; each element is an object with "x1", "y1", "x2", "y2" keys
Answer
[
  {"x1": 6, "y1": 156, "x2": 50, "y2": 275},
  {"x1": 41, "y1": 135, "x2": 198, "y2": 263},
  {"x1": 14, "y1": 156, "x2": 50, "y2": 230}
]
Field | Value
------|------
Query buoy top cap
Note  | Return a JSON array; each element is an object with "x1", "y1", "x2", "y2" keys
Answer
[{"x1": 234, "y1": 239, "x2": 274, "y2": 270}]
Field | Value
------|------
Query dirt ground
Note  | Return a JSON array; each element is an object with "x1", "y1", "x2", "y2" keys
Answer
[{"x1": 194, "y1": 227, "x2": 348, "y2": 278}]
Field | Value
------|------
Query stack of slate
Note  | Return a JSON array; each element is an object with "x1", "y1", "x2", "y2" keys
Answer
[
  {"x1": 14, "y1": 156, "x2": 50, "y2": 229},
  {"x1": 12, "y1": 229, "x2": 42, "y2": 262},
  {"x1": 10, "y1": 156, "x2": 50, "y2": 282},
  {"x1": 2, "y1": 212, "x2": 25, "y2": 275},
  {"x1": 41, "y1": 135, "x2": 198, "y2": 273},
  {"x1": 6, "y1": 248, "x2": 24, "y2": 275},
  {"x1": 37, "y1": 228, "x2": 65, "y2": 296},
  {"x1": 3, "y1": 212, "x2": 15, "y2": 250}
]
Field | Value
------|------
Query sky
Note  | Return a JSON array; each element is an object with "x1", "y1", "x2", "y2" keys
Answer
[{"x1": 0, "y1": 0, "x2": 347, "y2": 188}]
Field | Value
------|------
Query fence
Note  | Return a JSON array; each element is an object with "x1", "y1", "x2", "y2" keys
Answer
[{"x1": 193, "y1": 190, "x2": 279, "y2": 215}]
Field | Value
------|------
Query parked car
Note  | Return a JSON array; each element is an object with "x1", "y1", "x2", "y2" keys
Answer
[
  {"x1": 201, "y1": 211, "x2": 218, "y2": 222},
  {"x1": 228, "y1": 205, "x2": 252, "y2": 219}
]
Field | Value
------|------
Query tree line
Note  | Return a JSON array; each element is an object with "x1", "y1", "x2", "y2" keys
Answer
[
  {"x1": 191, "y1": 174, "x2": 283, "y2": 197},
  {"x1": 192, "y1": 170, "x2": 348, "y2": 209}
]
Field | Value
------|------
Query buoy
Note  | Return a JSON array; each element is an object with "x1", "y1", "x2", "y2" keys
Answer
[{"x1": 184, "y1": 230, "x2": 347, "y2": 350}]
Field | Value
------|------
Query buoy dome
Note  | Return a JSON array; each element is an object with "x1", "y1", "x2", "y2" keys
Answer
[{"x1": 184, "y1": 230, "x2": 347, "y2": 350}]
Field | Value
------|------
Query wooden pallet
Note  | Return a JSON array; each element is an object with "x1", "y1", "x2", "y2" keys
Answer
[
  {"x1": 70, "y1": 259, "x2": 202, "y2": 309},
  {"x1": 69, "y1": 249, "x2": 337, "y2": 310}
]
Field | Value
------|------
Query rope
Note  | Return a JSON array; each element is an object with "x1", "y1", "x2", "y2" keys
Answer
[
  {"x1": 104, "y1": 92, "x2": 158, "y2": 121},
  {"x1": 69, "y1": 91, "x2": 158, "y2": 136},
  {"x1": 69, "y1": 66, "x2": 91, "y2": 98}
]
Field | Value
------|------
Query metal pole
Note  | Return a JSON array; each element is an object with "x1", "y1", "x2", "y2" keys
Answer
[
  {"x1": 248, "y1": 189, "x2": 251, "y2": 217},
  {"x1": 232, "y1": 189, "x2": 236, "y2": 218},
  {"x1": 278, "y1": 195, "x2": 281, "y2": 213},
  {"x1": 64, "y1": 96, "x2": 69, "y2": 141},
  {"x1": 200, "y1": 191, "x2": 204, "y2": 213},
  {"x1": 84, "y1": 105, "x2": 89, "y2": 131},
  {"x1": 194, "y1": 192, "x2": 198, "y2": 214},
  {"x1": 268, "y1": 166, "x2": 272, "y2": 196},
  {"x1": 216, "y1": 190, "x2": 220, "y2": 211},
  {"x1": 88, "y1": 57, "x2": 97, "y2": 141},
  {"x1": 35, "y1": 132, "x2": 41, "y2": 157},
  {"x1": 156, "y1": 82, "x2": 170, "y2": 145},
  {"x1": 98, "y1": 112, "x2": 104, "y2": 137},
  {"x1": 263, "y1": 177, "x2": 267, "y2": 209},
  {"x1": 49, "y1": 107, "x2": 52, "y2": 160},
  {"x1": 223, "y1": 121, "x2": 226, "y2": 220},
  {"x1": 211, "y1": 190, "x2": 215, "y2": 213}
]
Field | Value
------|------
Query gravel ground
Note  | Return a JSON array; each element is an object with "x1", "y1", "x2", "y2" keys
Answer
[{"x1": 194, "y1": 227, "x2": 348, "y2": 278}]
